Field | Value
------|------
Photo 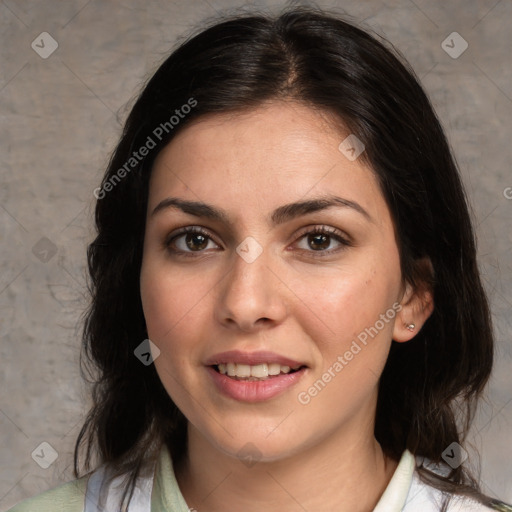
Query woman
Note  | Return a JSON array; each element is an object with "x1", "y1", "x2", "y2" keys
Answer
[{"x1": 8, "y1": 6, "x2": 511, "y2": 512}]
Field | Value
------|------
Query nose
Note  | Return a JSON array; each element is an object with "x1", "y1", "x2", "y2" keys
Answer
[{"x1": 214, "y1": 244, "x2": 288, "y2": 333}]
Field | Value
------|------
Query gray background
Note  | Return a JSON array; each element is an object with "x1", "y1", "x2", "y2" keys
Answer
[{"x1": 1, "y1": 0, "x2": 511, "y2": 509}]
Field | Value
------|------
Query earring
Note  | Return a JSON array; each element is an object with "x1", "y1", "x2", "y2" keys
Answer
[{"x1": 406, "y1": 323, "x2": 415, "y2": 331}]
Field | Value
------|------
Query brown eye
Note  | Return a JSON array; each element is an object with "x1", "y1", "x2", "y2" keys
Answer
[
  {"x1": 165, "y1": 227, "x2": 220, "y2": 255},
  {"x1": 294, "y1": 226, "x2": 352, "y2": 256}
]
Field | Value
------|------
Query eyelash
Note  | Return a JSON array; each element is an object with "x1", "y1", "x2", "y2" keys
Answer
[{"x1": 164, "y1": 225, "x2": 352, "y2": 259}]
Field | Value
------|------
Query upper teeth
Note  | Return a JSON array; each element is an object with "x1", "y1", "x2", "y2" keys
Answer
[{"x1": 217, "y1": 363, "x2": 298, "y2": 378}]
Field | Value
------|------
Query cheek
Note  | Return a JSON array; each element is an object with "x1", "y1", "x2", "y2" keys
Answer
[
  {"x1": 140, "y1": 269, "x2": 175, "y2": 341},
  {"x1": 289, "y1": 259, "x2": 400, "y2": 349},
  {"x1": 139, "y1": 259, "x2": 208, "y2": 404},
  {"x1": 140, "y1": 258, "x2": 202, "y2": 344},
  {"x1": 293, "y1": 264, "x2": 400, "y2": 416}
]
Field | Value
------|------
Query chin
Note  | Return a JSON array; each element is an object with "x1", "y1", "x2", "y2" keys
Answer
[{"x1": 200, "y1": 422, "x2": 306, "y2": 464}]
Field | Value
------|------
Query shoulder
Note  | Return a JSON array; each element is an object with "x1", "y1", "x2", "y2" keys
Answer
[
  {"x1": 5, "y1": 475, "x2": 89, "y2": 512},
  {"x1": 404, "y1": 461, "x2": 511, "y2": 512}
]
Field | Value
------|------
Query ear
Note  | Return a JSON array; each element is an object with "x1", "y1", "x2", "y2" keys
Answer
[{"x1": 392, "y1": 257, "x2": 434, "y2": 343}]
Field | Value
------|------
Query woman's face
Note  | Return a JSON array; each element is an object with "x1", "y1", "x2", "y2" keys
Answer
[{"x1": 140, "y1": 101, "x2": 408, "y2": 461}]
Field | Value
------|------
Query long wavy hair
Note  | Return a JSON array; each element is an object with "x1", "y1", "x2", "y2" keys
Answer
[{"x1": 74, "y1": 6, "x2": 506, "y2": 511}]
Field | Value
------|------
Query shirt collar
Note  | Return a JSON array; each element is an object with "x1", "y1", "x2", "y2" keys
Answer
[
  {"x1": 151, "y1": 444, "x2": 190, "y2": 512},
  {"x1": 373, "y1": 449, "x2": 416, "y2": 511}
]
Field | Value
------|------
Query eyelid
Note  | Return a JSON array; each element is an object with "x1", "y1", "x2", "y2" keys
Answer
[{"x1": 293, "y1": 224, "x2": 353, "y2": 244}]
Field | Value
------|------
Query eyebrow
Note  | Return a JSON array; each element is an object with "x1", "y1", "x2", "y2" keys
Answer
[{"x1": 151, "y1": 195, "x2": 373, "y2": 225}]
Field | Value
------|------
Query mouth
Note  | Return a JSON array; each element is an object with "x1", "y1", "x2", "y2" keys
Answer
[
  {"x1": 211, "y1": 362, "x2": 306, "y2": 381},
  {"x1": 205, "y1": 350, "x2": 308, "y2": 402}
]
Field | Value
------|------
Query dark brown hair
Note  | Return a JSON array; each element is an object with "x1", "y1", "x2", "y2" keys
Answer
[{"x1": 75, "y1": 6, "x2": 507, "y2": 511}]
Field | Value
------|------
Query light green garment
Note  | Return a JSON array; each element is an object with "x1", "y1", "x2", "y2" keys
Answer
[
  {"x1": 151, "y1": 443, "x2": 191, "y2": 512},
  {"x1": 6, "y1": 475, "x2": 89, "y2": 512},
  {"x1": 5, "y1": 445, "x2": 189, "y2": 512}
]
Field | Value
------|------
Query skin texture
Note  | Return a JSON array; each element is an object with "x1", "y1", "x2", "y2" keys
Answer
[{"x1": 139, "y1": 101, "x2": 434, "y2": 512}]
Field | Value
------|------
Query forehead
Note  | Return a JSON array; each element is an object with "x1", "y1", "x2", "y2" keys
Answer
[{"x1": 148, "y1": 101, "x2": 388, "y2": 227}]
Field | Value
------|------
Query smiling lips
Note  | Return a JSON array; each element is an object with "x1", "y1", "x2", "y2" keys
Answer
[{"x1": 205, "y1": 350, "x2": 307, "y2": 402}]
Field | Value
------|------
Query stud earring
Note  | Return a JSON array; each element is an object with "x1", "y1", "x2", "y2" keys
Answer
[{"x1": 406, "y1": 323, "x2": 416, "y2": 331}]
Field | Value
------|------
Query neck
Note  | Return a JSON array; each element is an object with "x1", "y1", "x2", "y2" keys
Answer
[{"x1": 175, "y1": 422, "x2": 398, "y2": 512}]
